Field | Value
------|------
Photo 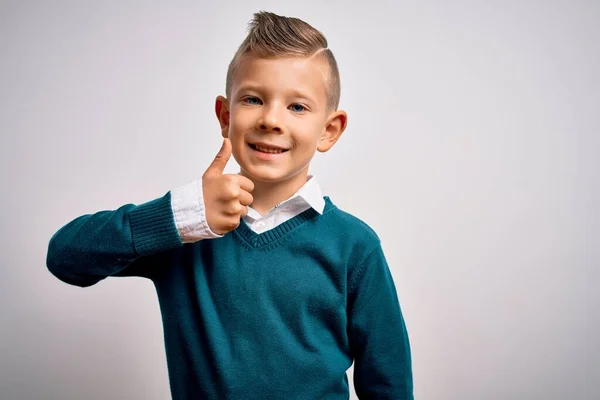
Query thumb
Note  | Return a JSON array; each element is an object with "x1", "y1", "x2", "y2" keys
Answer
[{"x1": 206, "y1": 138, "x2": 232, "y2": 176}]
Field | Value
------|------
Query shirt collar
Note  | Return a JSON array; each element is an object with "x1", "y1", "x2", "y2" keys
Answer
[
  {"x1": 245, "y1": 175, "x2": 325, "y2": 220},
  {"x1": 291, "y1": 175, "x2": 325, "y2": 214}
]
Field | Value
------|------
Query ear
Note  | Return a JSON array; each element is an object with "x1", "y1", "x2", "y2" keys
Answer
[
  {"x1": 317, "y1": 110, "x2": 348, "y2": 152},
  {"x1": 215, "y1": 95, "x2": 230, "y2": 138}
]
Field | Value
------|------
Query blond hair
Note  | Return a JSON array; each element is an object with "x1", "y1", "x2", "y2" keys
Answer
[{"x1": 225, "y1": 11, "x2": 341, "y2": 110}]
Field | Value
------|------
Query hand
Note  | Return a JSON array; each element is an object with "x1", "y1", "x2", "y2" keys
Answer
[{"x1": 202, "y1": 138, "x2": 254, "y2": 235}]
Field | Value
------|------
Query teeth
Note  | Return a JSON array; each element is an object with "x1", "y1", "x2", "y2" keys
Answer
[{"x1": 255, "y1": 145, "x2": 283, "y2": 154}]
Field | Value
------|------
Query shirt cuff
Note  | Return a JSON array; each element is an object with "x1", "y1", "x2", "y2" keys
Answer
[{"x1": 171, "y1": 180, "x2": 223, "y2": 243}]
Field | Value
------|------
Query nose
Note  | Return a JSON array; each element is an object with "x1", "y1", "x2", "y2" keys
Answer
[{"x1": 256, "y1": 104, "x2": 282, "y2": 133}]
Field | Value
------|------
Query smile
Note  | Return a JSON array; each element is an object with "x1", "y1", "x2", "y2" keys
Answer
[{"x1": 248, "y1": 143, "x2": 289, "y2": 154}]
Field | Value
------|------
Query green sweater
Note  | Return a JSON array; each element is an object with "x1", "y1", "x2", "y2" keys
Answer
[{"x1": 46, "y1": 192, "x2": 413, "y2": 399}]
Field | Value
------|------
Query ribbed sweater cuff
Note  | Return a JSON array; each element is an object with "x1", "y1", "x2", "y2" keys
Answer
[{"x1": 129, "y1": 191, "x2": 183, "y2": 256}]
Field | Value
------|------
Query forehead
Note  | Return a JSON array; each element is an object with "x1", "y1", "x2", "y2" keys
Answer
[{"x1": 232, "y1": 55, "x2": 329, "y2": 102}]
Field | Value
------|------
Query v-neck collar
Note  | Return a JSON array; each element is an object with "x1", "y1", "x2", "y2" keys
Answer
[{"x1": 233, "y1": 196, "x2": 334, "y2": 250}]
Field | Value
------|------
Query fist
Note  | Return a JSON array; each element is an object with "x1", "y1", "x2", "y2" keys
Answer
[{"x1": 202, "y1": 138, "x2": 254, "y2": 235}]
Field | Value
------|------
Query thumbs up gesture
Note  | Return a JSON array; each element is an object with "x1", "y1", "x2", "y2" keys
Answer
[{"x1": 202, "y1": 138, "x2": 255, "y2": 235}]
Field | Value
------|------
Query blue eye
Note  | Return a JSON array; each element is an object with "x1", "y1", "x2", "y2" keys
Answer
[
  {"x1": 290, "y1": 104, "x2": 305, "y2": 112},
  {"x1": 244, "y1": 97, "x2": 262, "y2": 105}
]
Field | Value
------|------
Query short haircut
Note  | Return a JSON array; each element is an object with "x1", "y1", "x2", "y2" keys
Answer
[{"x1": 225, "y1": 11, "x2": 341, "y2": 110}]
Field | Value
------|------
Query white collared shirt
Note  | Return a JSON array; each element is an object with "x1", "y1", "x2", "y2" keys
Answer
[{"x1": 171, "y1": 175, "x2": 325, "y2": 243}]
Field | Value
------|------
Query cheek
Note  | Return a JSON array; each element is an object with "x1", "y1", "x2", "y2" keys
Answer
[
  {"x1": 227, "y1": 121, "x2": 247, "y2": 142},
  {"x1": 297, "y1": 122, "x2": 326, "y2": 146},
  {"x1": 230, "y1": 107, "x2": 255, "y2": 128}
]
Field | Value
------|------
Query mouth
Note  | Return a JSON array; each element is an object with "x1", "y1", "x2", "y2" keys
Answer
[{"x1": 248, "y1": 143, "x2": 290, "y2": 154}]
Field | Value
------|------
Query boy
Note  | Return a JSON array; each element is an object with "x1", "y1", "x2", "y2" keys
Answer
[{"x1": 47, "y1": 11, "x2": 413, "y2": 399}]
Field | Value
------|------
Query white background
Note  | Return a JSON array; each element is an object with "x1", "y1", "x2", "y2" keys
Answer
[{"x1": 1, "y1": 0, "x2": 597, "y2": 399}]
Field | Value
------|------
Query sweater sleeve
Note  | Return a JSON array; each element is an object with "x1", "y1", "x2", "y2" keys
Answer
[
  {"x1": 348, "y1": 243, "x2": 414, "y2": 399},
  {"x1": 46, "y1": 191, "x2": 183, "y2": 287}
]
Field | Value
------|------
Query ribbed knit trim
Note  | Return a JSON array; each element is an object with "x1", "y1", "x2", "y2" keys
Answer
[
  {"x1": 234, "y1": 196, "x2": 336, "y2": 249},
  {"x1": 129, "y1": 191, "x2": 183, "y2": 256}
]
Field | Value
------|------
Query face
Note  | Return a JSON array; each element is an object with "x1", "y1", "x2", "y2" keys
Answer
[{"x1": 215, "y1": 54, "x2": 347, "y2": 188}]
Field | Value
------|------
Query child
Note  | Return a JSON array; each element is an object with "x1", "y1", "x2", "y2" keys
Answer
[{"x1": 47, "y1": 11, "x2": 413, "y2": 399}]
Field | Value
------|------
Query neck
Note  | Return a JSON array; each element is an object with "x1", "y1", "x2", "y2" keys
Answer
[{"x1": 241, "y1": 171, "x2": 310, "y2": 216}]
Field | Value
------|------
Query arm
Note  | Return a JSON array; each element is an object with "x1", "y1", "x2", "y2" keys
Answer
[
  {"x1": 47, "y1": 139, "x2": 252, "y2": 287},
  {"x1": 46, "y1": 179, "x2": 229, "y2": 287},
  {"x1": 348, "y1": 244, "x2": 414, "y2": 399},
  {"x1": 46, "y1": 191, "x2": 183, "y2": 287}
]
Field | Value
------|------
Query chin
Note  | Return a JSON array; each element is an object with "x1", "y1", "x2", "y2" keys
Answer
[
  {"x1": 241, "y1": 166, "x2": 301, "y2": 184},
  {"x1": 245, "y1": 170, "x2": 288, "y2": 183}
]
